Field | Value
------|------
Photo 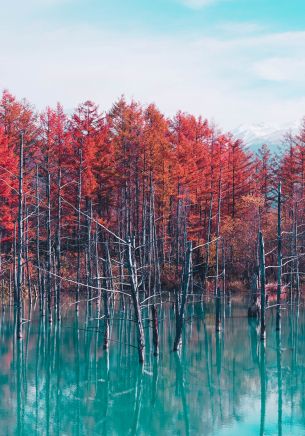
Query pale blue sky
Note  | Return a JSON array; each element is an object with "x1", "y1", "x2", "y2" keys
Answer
[{"x1": 0, "y1": 0, "x2": 304, "y2": 129}]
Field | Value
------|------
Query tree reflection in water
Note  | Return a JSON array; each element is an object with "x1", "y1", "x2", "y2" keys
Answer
[{"x1": 0, "y1": 297, "x2": 304, "y2": 435}]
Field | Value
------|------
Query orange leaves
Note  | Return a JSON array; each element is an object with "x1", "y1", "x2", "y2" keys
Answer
[
  {"x1": 0, "y1": 127, "x2": 18, "y2": 238},
  {"x1": 0, "y1": 88, "x2": 298, "y2": 279},
  {"x1": 242, "y1": 194, "x2": 265, "y2": 209}
]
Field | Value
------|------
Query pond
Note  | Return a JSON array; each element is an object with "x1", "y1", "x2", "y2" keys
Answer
[{"x1": 0, "y1": 297, "x2": 304, "y2": 435}]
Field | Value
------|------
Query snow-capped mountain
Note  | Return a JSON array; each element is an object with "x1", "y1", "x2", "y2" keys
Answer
[{"x1": 233, "y1": 122, "x2": 300, "y2": 153}]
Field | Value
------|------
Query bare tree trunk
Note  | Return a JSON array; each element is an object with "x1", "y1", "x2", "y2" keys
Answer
[
  {"x1": 94, "y1": 225, "x2": 101, "y2": 313},
  {"x1": 176, "y1": 181, "x2": 181, "y2": 275},
  {"x1": 294, "y1": 203, "x2": 300, "y2": 295},
  {"x1": 16, "y1": 133, "x2": 24, "y2": 339},
  {"x1": 149, "y1": 175, "x2": 160, "y2": 356},
  {"x1": 126, "y1": 236, "x2": 145, "y2": 364},
  {"x1": 173, "y1": 241, "x2": 192, "y2": 351},
  {"x1": 103, "y1": 241, "x2": 112, "y2": 350},
  {"x1": 289, "y1": 203, "x2": 294, "y2": 301},
  {"x1": 86, "y1": 198, "x2": 93, "y2": 317},
  {"x1": 276, "y1": 182, "x2": 282, "y2": 331},
  {"x1": 259, "y1": 231, "x2": 266, "y2": 340},
  {"x1": 141, "y1": 190, "x2": 147, "y2": 295},
  {"x1": 9, "y1": 268, "x2": 12, "y2": 304},
  {"x1": 24, "y1": 199, "x2": 32, "y2": 303},
  {"x1": 151, "y1": 304, "x2": 159, "y2": 356},
  {"x1": 215, "y1": 286, "x2": 222, "y2": 332},
  {"x1": 222, "y1": 239, "x2": 226, "y2": 299},
  {"x1": 203, "y1": 190, "x2": 213, "y2": 290},
  {"x1": 214, "y1": 177, "x2": 222, "y2": 294},
  {"x1": 46, "y1": 165, "x2": 52, "y2": 324},
  {"x1": 36, "y1": 166, "x2": 42, "y2": 312},
  {"x1": 55, "y1": 167, "x2": 62, "y2": 321},
  {"x1": 13, "y1": 222, "x2": 17, "y2": 304},
  {"x1": 204, "y1": 138, "x2": 215, "y2": 290},
  {"x1": 76, "y1": 151, "x2": 82, "y2": 311}
]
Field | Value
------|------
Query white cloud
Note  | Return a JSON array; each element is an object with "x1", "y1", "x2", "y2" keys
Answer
[
  {"x1": 32, "y1": 0, "x2": 69, "y2": 3},
  {"x1": 180, "y1": 0, "x2": 217, "y2": 7},
  {"x1": 0, "y1": 20, "x2": 304, "y2": 131},
  {"x1": 217, "y1": 21, "x2": 264, "y2": 35},
  {"x1": 253, "y1": 57, "x2": 305, "y2": 82},
  {"x1": 179, "y1": 0, "x2": 231, "y2": 8},
  {"x1": 21, "y1": 0, "x2": 72, "y2": 4}
]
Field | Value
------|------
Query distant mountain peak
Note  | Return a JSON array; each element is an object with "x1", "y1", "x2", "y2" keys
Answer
[{"x1": 233, "y1": 121, "x2": 300, "y2": 152}]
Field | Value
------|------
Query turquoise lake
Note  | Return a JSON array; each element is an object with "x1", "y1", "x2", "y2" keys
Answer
[{"x1": 0, "y1": 297, "x2": 304, "y2": 435}]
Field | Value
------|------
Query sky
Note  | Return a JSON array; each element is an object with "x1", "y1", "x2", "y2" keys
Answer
[{"x1": 0, "y1": 0, "x2": 304, "y2": 131}]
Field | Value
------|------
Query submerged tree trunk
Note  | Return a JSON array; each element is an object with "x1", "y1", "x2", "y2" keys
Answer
[
  {"x1": 126, "y1": 236, "x2": 145, "y2": 363},
  {"x1": 151, "y1": 304, "x2": 159, "y2": 357},
  {"x1": 103, "y1": 241, "x2": 112, "y2": 350},
  {"x1": 215, "y1": 286, "x2": 221, "y2": 332},
  {"x1": 276, "y1": 182, "x2": 282, "y2": 331},
  {"x1": 260, "y1": 340, "x2": 267, "y2": 435},
  {"x1": 259, "y1": 231, "x2": 266, "y2": 340},
  {"x1": 276, "y1": 330, "x2": 283, "y2": 436},
  {"x1": 173, "y1": 241, "x2": 192, "y2": 351}
]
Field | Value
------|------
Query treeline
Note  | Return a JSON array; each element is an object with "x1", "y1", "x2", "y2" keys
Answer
[{"x1": 0, "y1": 89, "x2": 305, "y2": 299}]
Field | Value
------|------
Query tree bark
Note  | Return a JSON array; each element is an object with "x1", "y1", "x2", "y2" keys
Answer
[
  {"x1": 76, "y1": 150, "x2": 82, "y2": 311},
  {"x1": 259, "y1": 231, "x2": 266, "y2": 340},
  {"x1": 55, "y1": 167, "x2": 62, "y2": 320},
  {"x1": 173, "y1": 241, "x2": 192, "y2": 351},
  {"x1": 16, "y1": 133, "x2": 24, "y2": 339},
  {"x1": 126, "y1": 236, "x2": 145, "y2": 364},
  {"x1": 46, "y1": 164, "x2": 52, "y2": 323},
  {"x1": 276, "y1": 182, "x2": 282, "y2": 331},
  {"x1": 36, "y1": 165, "x2": 43, "y2": 313}
]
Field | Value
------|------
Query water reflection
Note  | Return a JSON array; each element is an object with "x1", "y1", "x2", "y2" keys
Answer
[
  {"x1": 260, "y1": 340, "x2": 266, "y2": 436},
  {"x1": 276, "y1": 330, "x2": 282, "y2": 436},
  {"x1": 0, "y1": 299, "x2": 304, "y2": 435}
]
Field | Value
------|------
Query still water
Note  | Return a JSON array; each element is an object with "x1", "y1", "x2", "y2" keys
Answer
[{"x1": 0, "y1": 297, "x2": 305, "y2": 435}]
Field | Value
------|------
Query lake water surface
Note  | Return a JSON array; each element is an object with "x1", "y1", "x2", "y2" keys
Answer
[{"x1": 0, "y1": 297, "x2": 305, "y2": 435}]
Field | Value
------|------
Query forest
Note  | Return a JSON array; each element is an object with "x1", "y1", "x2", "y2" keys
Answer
[{"x1": 0, "y1": 89, "x2": 304, "y2": 361}]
